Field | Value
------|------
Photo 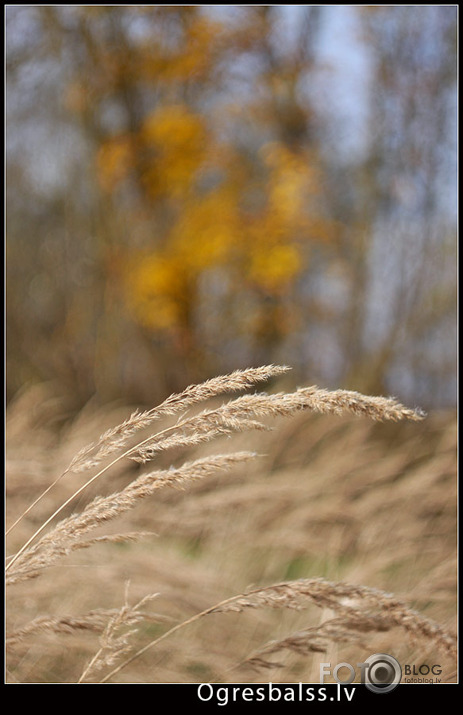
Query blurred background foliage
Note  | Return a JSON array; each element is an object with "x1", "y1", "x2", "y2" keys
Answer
[{"x1": 6, "y1": 6, "x2": 457, "y2": 412}]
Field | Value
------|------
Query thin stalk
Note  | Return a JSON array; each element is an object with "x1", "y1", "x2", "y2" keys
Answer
[
  {"x1": 6, "y1": 429, "x2": 165, "y2": 572},
  {"x1": 98, "y1": 592, "x2": 246, "y2": 683},
  {"x1": 6, "y1": 469, "x2": 71, "y2": 537}
]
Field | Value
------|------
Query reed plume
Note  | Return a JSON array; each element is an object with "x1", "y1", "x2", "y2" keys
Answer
[
  {"x1": 6, "y1": 452, "x2": 256, "y2": 584},
  {"x1": 68, "y1": 364, "x2": 291, "y2": 473},
  {"x1": 99, "y1": 577, "x2": 455, "y2": 683},
  {"x1": 7, "y1": 365, "x2": 448, "y2": 686}
]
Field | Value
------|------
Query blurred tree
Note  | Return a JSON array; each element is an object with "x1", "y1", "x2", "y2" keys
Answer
[
  {"x1": 6, "y1": 5, "x2": 457, "y2": 410},
  {"x1": 345, "y1": 6, "x2": 457, "y2": 403},
  {"x1": 297, "y1": 5, "x2": 457, "y2": 404},
  {"x1": 7, "y1": 6, "x2": 336, "y2": 402},
  {"x1": 87, "y1": 7, "x2": 338, "y2": 380}
]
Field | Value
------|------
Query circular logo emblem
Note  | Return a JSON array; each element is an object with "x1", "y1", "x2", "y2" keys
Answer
[{"x1": 363, "y1": 653, "x2": 402, "y2": 693}]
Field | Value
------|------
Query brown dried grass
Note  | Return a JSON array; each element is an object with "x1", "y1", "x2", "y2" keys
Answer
[{"x1": 5, "y1": 366, "x2": 456, "y2": 683}]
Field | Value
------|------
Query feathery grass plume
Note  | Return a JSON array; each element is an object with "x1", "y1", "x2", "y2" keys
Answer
[
  {"x1": 291, "y1": 386, "x2": 426, "y2": 421},
  {"x1": 6, "y1": 601, "x2": 170, "y2": 647},
  {"x1": 5, "y1": 365, "x2": 287, "y2": 542},
  {"x1": 213, "y1": 578, "x2": 457, "y2": 659},
  {"x1": 242, "y1": 614, "x2": 437, "y2": 670},
  {"x1": 6, "y1": 612, "x2": 123, "y2": 646},
  {"x1": 6, "y1": 452, "x2": 257, "y2": 585},
  {"x1": 6, "y1": 372, "x2": 424, "y2": 574},
  {"x1": 129, "y1": 386, "x2": 425, "y2": 464},
  {"x1": 131, "y1": 413, "x2": 270, "y2": 463},
  {"x1": 212, "y1": 387, "x2": 426, "y2": 424},
  {"x1": 6, "y1": 532, "x2": 154, "y2": 585},
  {"x1": 242, "y1": 616, "x2": 386, "y2": 669},
  {"x1": 68, "y1": 364, "x2": 290, "y2": 473},
  {"x1": 98, "y1": 576, "x2": 455, "y2": 683},
  {"x1": 78, "y1": 587, "x2": 160, "y2": 683}
]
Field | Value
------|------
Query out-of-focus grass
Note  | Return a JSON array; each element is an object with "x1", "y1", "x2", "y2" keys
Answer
[{"x1": 5, "y1": 383, "x2": 457, "y2": 683}]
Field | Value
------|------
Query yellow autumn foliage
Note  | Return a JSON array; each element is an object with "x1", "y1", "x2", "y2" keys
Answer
[
  {"x1": 141, "y1": 105, "x2": 207, "y2": 198},
  {"x1": 122, "y1": 131, "x2": 330, "y2": 329},
  {"x1": 86, "y1": 9, "x2": 338, "y2": 339},
  {"x1": 169, "y1": 193, "x2": 239, "y2": 270},
  {"x1": 97, "y1": 135, "x2": 134, "y2": 193},
  {"x1": 125, "y1": 252, "x2": 189, "y2": 331},
  {"x1": 247, "y1": 241, "x2": 302, "y2": 294},
  {"x1": 263, "y1": 142, "x2": 318, "y2": 223}
]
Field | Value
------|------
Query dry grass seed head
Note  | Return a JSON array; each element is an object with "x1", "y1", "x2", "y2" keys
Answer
[{"x1": 7, "y1": 365, "x2": 440, "y2": 685}]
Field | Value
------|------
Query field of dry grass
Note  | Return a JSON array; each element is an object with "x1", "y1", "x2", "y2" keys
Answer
[{"x1": 5, "y1": 367, "x2": 457, "y2": 684}]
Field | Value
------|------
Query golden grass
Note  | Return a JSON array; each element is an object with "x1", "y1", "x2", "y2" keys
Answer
[{"x1": 5, "y1": 366, "x2": 457, "y2": 683}]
